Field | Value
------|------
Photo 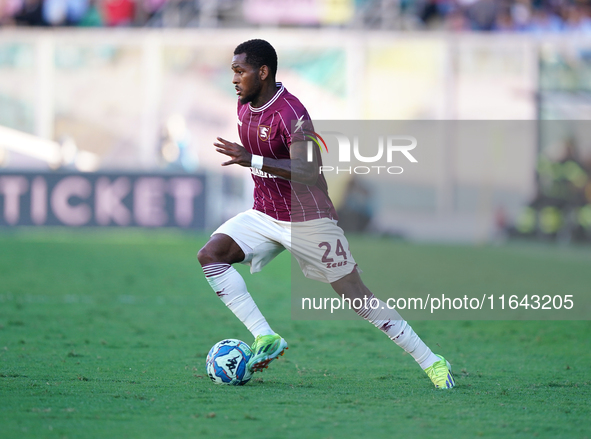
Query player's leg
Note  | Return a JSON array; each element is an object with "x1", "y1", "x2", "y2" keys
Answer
[
  {"x1": 198, "y1": 211, "x2": 288, "y2": 372},
  {"x1": 330, "y1": 269, "x2": 438, "y2": 368},
  {"x1": 330, "y1": 270, "x2": 454, "y2": 389},
  {"x1": 290, "y1": 218, "x2": 454, "y2": 389},
  {"x1": 198, "y1": 233, "x2": 276, "y2": 339}
]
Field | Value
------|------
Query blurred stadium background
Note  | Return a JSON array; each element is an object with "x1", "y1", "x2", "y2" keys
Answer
[{"x1": 1, "y1": 0, "x2": 591, "y2": 243}]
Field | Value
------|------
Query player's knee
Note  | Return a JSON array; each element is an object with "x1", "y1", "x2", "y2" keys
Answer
[
  {"x1": 197, "y1": 245, "x2": 215, "y2": 266},
  {"x1": 197, "y1": 243, "x2": 231, "y2": 266},
  {"x1": 198, "y1": 234, "x2": 245, "y2": 266}
]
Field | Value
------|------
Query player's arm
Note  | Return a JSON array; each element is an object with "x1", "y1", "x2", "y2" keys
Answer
[{"x1": 214, "y1": 137, "x2": 318, "y2": 186}]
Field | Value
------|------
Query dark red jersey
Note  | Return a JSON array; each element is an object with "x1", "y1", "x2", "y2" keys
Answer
[{"x1": 237, "y1": 83, "x2": 337, "y2": 222}]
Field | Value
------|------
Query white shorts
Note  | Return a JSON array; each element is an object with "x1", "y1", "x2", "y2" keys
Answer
[{"x1": 212, "y1": 209, "x2": 357, "y2": 283}]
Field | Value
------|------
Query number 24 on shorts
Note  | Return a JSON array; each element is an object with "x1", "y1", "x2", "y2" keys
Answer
[{"x1": 319, "y1": 239, "x2": 348, "y2": 267}]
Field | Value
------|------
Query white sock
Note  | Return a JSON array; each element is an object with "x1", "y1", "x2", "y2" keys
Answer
[
  {"x1": 202, "y1": 263, "x2": 275, "y2": 338},
  {"x1": 355, "y1": 294, "x2": 440, "y2": 369}
]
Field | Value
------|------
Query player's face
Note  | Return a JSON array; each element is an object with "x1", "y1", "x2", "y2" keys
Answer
[{"x1": 232, "y1": 53, "x2": 263, "y2": 105}]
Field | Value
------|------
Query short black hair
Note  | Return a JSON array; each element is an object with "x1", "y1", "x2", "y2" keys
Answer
[{"x1": 234, "y1": 39, "x2": 278, "y2": 78}]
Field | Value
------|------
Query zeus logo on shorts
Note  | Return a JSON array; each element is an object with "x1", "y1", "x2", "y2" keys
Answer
[{"x1": 326, "y1": 260, "x2": 348, "y2": 269}]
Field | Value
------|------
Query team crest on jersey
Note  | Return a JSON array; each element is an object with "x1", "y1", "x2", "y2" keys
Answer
[{"x1": 258, "y1": 125, "x2": 271, "y2": 141}]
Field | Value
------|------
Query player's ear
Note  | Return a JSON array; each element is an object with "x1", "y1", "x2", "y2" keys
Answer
[{"x1": 259, "y1": 65, "x2": 269, "y2": 81}]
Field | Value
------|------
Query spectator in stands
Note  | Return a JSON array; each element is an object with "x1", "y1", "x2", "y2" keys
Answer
[
  {"x1": 4, "y1": 0, "x2": 591, "y2": 32},
  {"x1": 527, "y1": 7, "x2": 563, "y2": 33},
  {"x1": 495, "y1": 9, "x2": 516, "y2": 31},
  {"x1": 446, "y1": 7, "x2": 469, "y2": 30},
  {"x1": 42, "y1": 0, "x2": 68, "y2": 25},
  {"x1": 0, "y1": 0, "x2": 23, "y2": 25},
  {"x1": 66, "y1": 0, "x2": 90, "y2": 24},
  {"x1": 563, "y1": 3, "x2": 591, "y2": 33},
  {"x1": 102, "y1": 0, "x2": 134, "y2": 26},
  {"x1": 13, "y1": 0, "x2": 44, "y2": 25},
  {"x1": 77, "y1": 0, "x2": 101, "y2": 26},
  {"x1": 465, "y1": 0, "x2": 498, "y2": 31}
]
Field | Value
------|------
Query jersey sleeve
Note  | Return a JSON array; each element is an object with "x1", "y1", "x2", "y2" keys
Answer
[{"x1": 278, "y1": 101, "x2": 314, "y2": 148}]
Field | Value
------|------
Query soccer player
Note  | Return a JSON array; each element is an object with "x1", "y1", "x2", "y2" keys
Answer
[{"x1": 198, "y1": 39, "x2": 455, "y2": 389}]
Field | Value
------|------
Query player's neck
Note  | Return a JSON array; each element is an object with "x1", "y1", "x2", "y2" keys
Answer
[{"x1": 251, "y1": 82, "x2": 280, "y2": 108}]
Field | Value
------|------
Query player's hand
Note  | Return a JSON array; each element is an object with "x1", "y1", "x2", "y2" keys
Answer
[{"x1": 214, "y1": 137, "x2": 252, "y2": 167}]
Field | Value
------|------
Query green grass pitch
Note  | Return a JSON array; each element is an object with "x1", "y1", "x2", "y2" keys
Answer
[{"x1": 1, "y1": 230, "x2": 590, "y2": 439}]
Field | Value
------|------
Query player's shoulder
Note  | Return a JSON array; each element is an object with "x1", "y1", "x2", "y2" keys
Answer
[
  {"x1": 272, "y1": 86, "x2": 311, "y2": 132},
  {"x1": 277, "y1": 86, "x2": 309, "y2": 117}
]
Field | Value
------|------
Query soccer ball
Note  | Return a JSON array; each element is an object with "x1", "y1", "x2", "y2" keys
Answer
[{"x1": 206, "y1": 339, "x2": 253, "y2": 385}]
